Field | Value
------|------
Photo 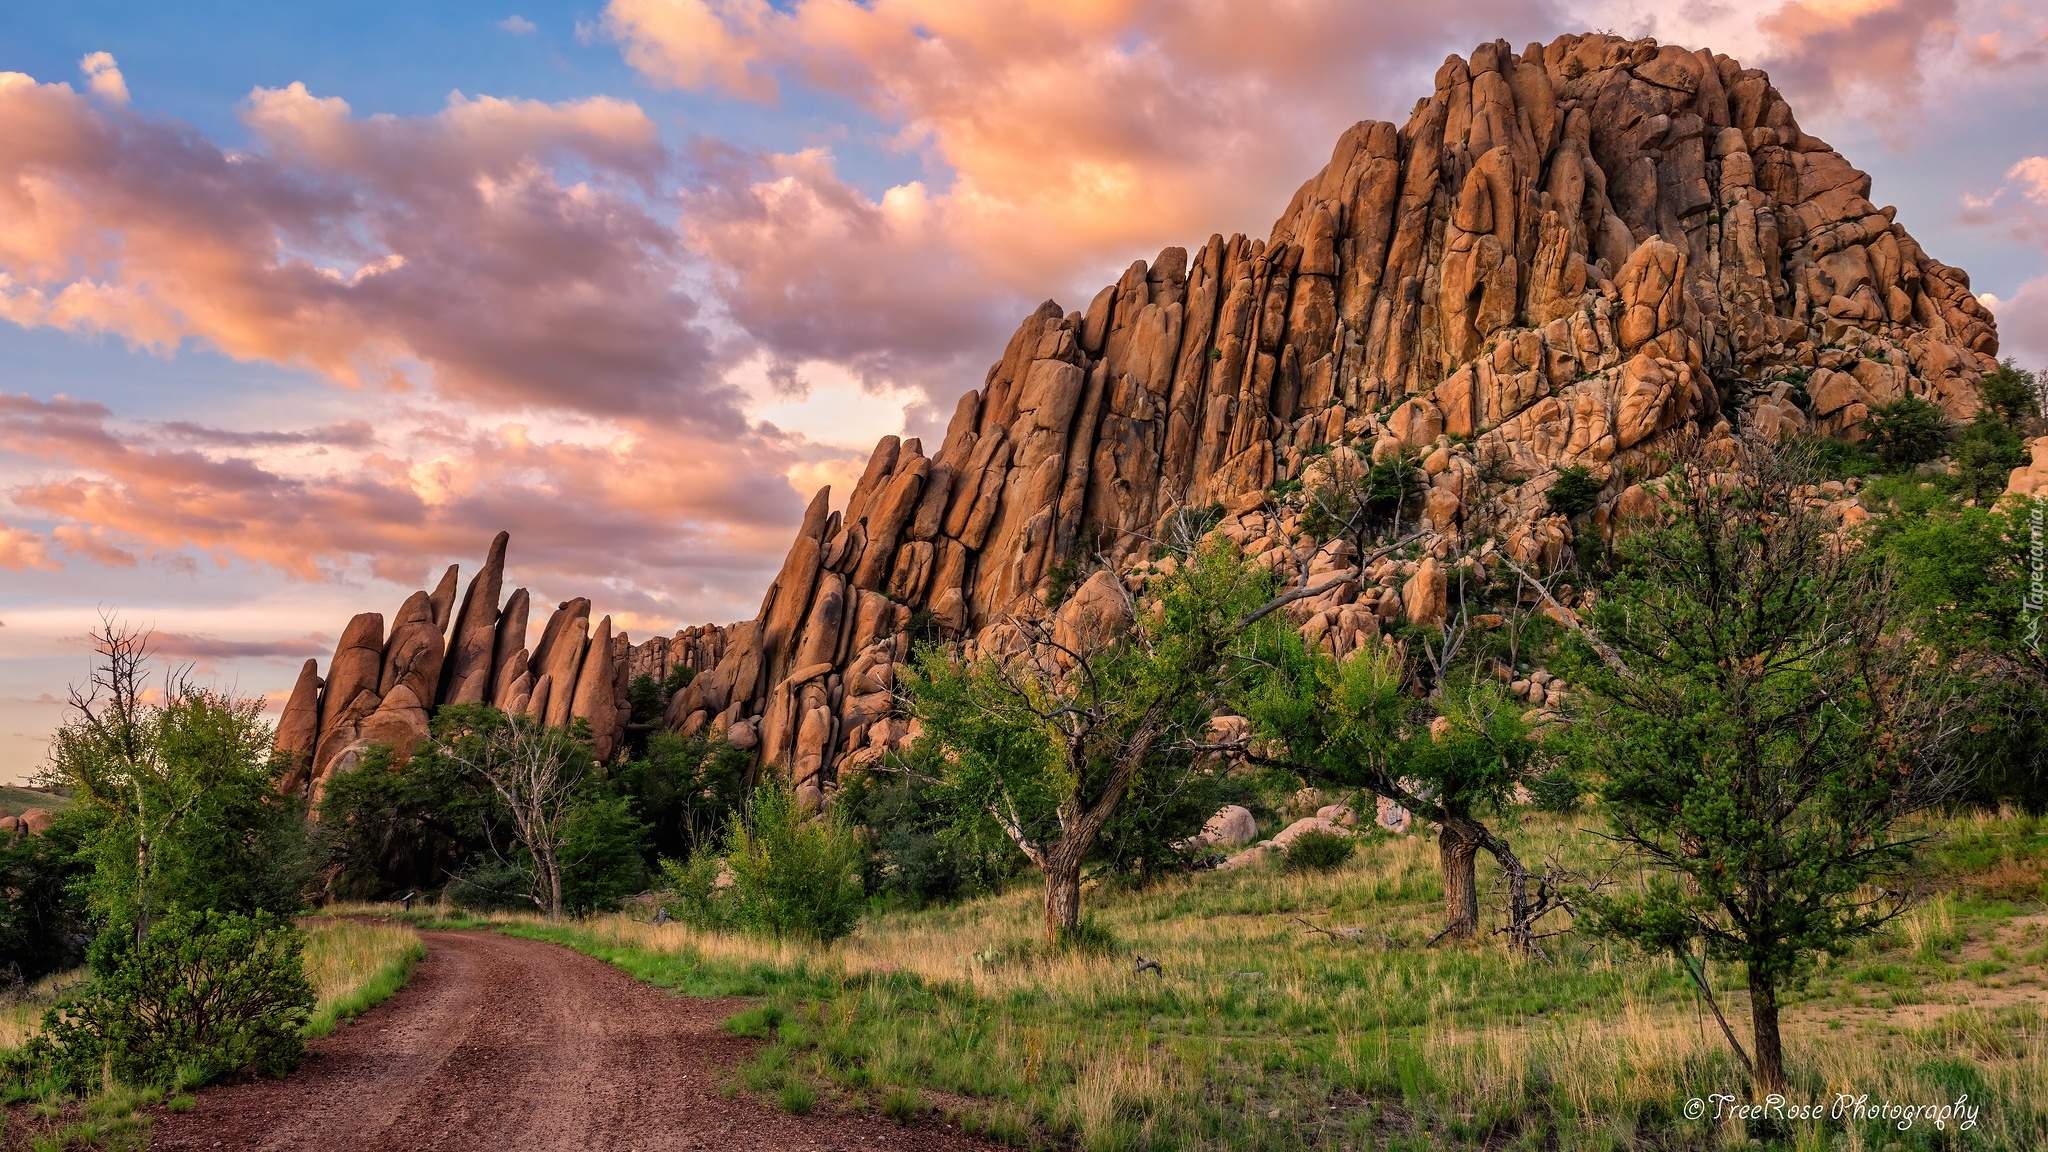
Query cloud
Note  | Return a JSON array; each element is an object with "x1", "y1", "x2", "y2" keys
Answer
[
  {"x1": 1748, "y1": 0, "x2": 2048, "y2": 136},
  {"x1": 0, "y1": 520, "x2": 56, "y2": 571},
  {"x1": 1985, "y1": 275, "x2": 2048, "y2": 369},
  {"x1": 0, "y1": 71, "x2": 740, "y2": 425},
  {"x1": 608, "y1": 0, "x2": 1563, "y2": 409},
  {"x1": 1960, "y1": 155, "x2": 2048, "y2": 250},
  {"x1": 151, "y1": 419, "x2": 377, "y2": 450},
  {"x1": 78, "y1": 52, "x2": 127, "y2": 106},
  {"x1": 500, "y1": 15, "x2": 538, "y2": 35},
  {"x1": 0, "y1": 390, "x2": 818, "y2": 623},
  {"x1": 149, "y1": 631, "x2": 331, "y2": 660}
]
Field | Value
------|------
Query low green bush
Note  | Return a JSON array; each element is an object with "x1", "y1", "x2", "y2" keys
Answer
[
  {"x1": 19, "y1": 908, "x2": 314, "y2": 1092},
  {"x1": 666, "y1": 783, "x2": 866, "y2": 944},
  {"x1": 1283, "y1": 829, "x2": 1356, "y2": 873},
  {"x1": 1545, "y1": 464, "x2": 1602, "y2": 518}
]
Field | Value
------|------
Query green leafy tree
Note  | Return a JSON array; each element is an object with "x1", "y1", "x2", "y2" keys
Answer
[
  {"x1": 1860, "y1": 395, "x2": 1951, "y2": 471},
  {"x1": 1228, "y1": 632, "x2": 1546, "y2": 947},
  {"x1": 316, "y1": 738, "x2": 509, "y2": 901},
  {"x1": 0, "y1": 808, "x2": 94, "y2": 982},
  {"x1": 1545, "y1": 464, "x2": 1603, "y2": 518},
  {"x1": 558, "y1": 793, "x2": 650, "y2": 915},
  {"x1": 1951, "y1": 416, "x2": 2029, "y2": 502},
  {"x1": 610, "y1": 731, "x2": 752, "y2": 863},
  {"x1": 837, "y1": 765, "x2": 1019, "y2": 908},
  {"x1": 1569, "y1": 441, "x2": 1971, "y2": 1091},
  {"x1": 1976, "y1": 358, "x2": 2041, "y2": 429},
  {"x1": 26, "y1": 907, "x2": 314, "y2": 1091},
  {"x1": 906, "y1": 545, "x2": 1332, "y2": 943},
  {"x1": 1863, "y1": 486, "x2": 2048, "y2": 810},
  {"x1": 43, "y1": 620, "x2": 311, "y2": 943},
  {"x1": 432, "y1": 705, "x2": 594, "y2": 919}
]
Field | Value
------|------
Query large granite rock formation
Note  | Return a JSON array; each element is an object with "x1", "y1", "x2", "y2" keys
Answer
[
  {"x1": 280, "y1": 33, "x2": 1998, "y2": 810},
  {"x1": 659, "y1": 32, "x2": 1998, "y2": 801}
]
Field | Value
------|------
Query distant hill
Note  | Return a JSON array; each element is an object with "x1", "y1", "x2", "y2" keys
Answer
[{"x1": 0, "y1": 784, "x2": 72, "y2": 816}]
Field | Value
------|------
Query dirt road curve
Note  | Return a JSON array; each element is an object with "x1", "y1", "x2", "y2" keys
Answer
[{"x1": 151, "y1": 930, "x2": 994, "y2": 1152}]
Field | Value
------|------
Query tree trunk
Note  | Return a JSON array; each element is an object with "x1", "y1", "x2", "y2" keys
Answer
[
  {"x1": 1438, "y1": 822, "x2": 1480, "y2": 940},
  {"x1": 1748, "y1": 970, "x2": 1786, "y2": 1092},
  {"x1": 546, "y1": 853, "x2": 564, "y2": 921},
  {"x1": 1043, "y1": 846, "x2": 1084, "y2": 945},
  {"x1": 134, "y1": 780, "x2": 152, "y2": 946}
]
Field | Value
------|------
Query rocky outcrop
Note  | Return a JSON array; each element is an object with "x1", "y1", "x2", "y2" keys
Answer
[
  {"x1": 639, "y1": 32, "x2": 1996, "y2": 804},
  {"x1": 279, "y1": 536, "x2": 734, "y2": 805}
]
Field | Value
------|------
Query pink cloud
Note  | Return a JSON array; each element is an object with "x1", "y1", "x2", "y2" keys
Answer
[
  {"x1": 611, "y1": 0, "x2": 1561, "y2": 409},
  {"x1": 0, "y1": 391, "x2": 811, "y2": 622},
  {"x1": 1986, "y1": 275, "x2": 2048, "y2": 369},
  {"x1": 0, "y1": 71, "x2": 735, "y2": 424},
  {"x1": 0, "y1": 519, "x2": 56, "y2": 571},
  {"x1": 1752, "y1": 0, "x2": 2048, "y2": 135},
  {"x1": 1960, "y1": 155, "x2": 2048, "y2": 250}
]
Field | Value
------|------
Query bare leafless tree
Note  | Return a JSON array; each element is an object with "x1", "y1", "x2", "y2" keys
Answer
[{"x1": 439, "y1": 714, "x2": 588, "y2": 920}]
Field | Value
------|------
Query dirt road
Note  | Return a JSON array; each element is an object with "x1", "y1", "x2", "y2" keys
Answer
[{"x1": 151, "y1": 930, "x2": 993, "y2": 1151}]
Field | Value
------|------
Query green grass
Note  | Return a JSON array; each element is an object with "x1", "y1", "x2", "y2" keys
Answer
[
  {"x1": 501, "y1": 809, "x2": 2048, "y2": 1150},
  {"x1": 0, "y1": 785, "x2": 69, "y2": 817}
]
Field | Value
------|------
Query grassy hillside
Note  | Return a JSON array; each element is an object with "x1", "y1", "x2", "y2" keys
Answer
[
  {"x1": 480, "y1": 808, "x2": 2048, "y2": 1151},
  {"x1": 0, "y1": 785, "x2": 70, "y2": 817}
]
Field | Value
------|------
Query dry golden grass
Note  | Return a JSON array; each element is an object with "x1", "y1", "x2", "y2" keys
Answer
[
  {"x1": 0, "y1": 968, "x2": 87, "y2": 1051},
  {"x1": 300, "y1": 917, "x2": 425, "y2": 1036}
]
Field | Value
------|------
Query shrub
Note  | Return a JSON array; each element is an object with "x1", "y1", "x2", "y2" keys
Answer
[
  {"x1": 1977, "y1": 358, "x2": 2040, "y2": 428},
  {"x1": 1283, "y1": 830, "x2": 1356, "y2": 873},
  {"x1": 1526, "y1": 766, "x2": 1583, "y2": 813},
  {"x1": 1546, "y1": 465, "x2": 1602, "y2": 518},
  {"x1": 669, "y1": 783, "x2": 866, "y2": 944},
  {"x1": 1861, "y1": 396, "x2": 1951, "y2": 470},
  {"x1": 838, "y1": 767, "x2": 1018, "y2": 908},
  {"x1": 1951, "y1": 416, "x2": 2028, "y2": 502},
  {"x1": 24, "y1": 909, "x2": 314, "y2": 1091},
  {"x1": 0, "y1": 807, "x2": 94, "y2": 983}
]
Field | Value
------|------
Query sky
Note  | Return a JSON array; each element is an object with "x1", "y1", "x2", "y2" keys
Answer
[{"x1": 3, "y1": 0, "x2": 2048, "y2": 782}]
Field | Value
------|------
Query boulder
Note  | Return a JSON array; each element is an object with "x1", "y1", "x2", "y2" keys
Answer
[{"x1": 1201, "y1": 805, "x2": 1258, "y2": 847}]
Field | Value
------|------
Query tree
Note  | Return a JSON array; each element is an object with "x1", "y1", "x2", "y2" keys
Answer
[
  {"x1": 906, "y1": 545, "x2": 1341, "y2": 944},
  {"x1": 1975, "y1": 358, "x2": 2041, "y2": 430},
  {"x1": 1860, "y1": 395, "x2": 1950, "y2": 471},
  {"x1": 1569, "y1": 440, "x2": 1971, "y2": 1091},
  {"x1": 1546, "y1": 464, "x2": 1603, "y2": 518},
  {"x1": 433, "y1": 705, "x2": 593, "y2": 919},
  {"x1": 0, "y1": 808, "x2": 93, "y2": 982},
  {"x1": 44, "y1": 618, "x2": 309, "y2": 943},
  {"x1": 1226, "y1": 624, "x2": 1550, "y2": 949}
]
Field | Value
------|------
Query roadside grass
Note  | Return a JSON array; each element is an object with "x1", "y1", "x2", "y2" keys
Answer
[
  {"x1": 514, "y1": 809, "x2": 2048, "y2": 1151},
  {"x1": 300, "y1": 916, "x2": 427, "y2": 1039},
  {"x1": 0, "y1": 970, "x2": 87, "y2": 1053},
  {"x1": 0, "y1": 916, "x2": 424, "y2": 1151}
]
